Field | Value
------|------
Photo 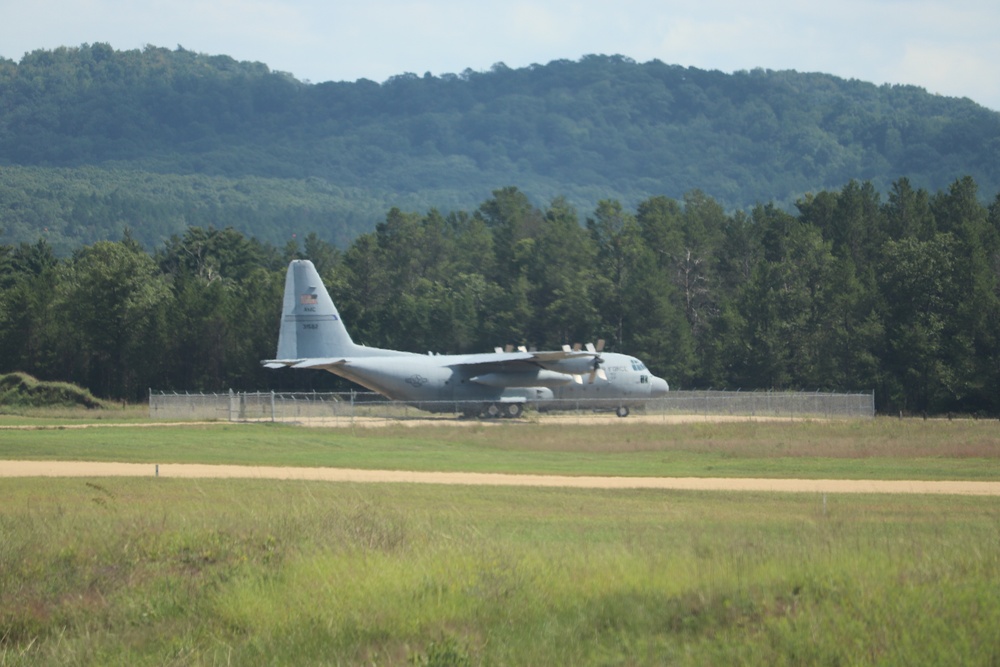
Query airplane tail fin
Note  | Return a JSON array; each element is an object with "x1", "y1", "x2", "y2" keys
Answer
[{"x1": 273, "y1": 259, "x2": 357, "y2": 360}]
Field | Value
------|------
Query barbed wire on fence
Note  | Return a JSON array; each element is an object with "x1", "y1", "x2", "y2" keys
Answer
[{"x1": 148, "y1": 389, "x2": 876, "y2": 422}]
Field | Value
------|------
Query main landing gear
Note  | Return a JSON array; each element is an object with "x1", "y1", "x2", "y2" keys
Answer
[
  {"x1": 464, "y1": 402, "x2": 524, "y2": 419},
  {"x1": 615, "y1": 405, "x2": 630, "y2": 418}
]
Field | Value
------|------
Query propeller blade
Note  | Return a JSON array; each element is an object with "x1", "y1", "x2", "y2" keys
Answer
[
  {"x1": 585, "y1": 342, "x2": 596, "y2": 353},
  {"x1": 517, "y1": 345, "x2": 527, "y2": 353},
  {"x1": 504, "y1": 344, "x2": 514, "y2": 353},
  {"x1": 587, "y1": 367, "x2": 608, "y2": 384},
  {"x1": 573, "y1": 343, "x2": 582, "y2": 351},
  {"x1": 562, "y1": 344, "x2": 572, "y2": 352},
  {"x1": 494, "y1": 347, "x2": 503, "y2": 353},
  {"x1": 595, "y1": 339, "x2": 605, "y2": 352},
  {"x1": 573, "y1": 374, "x2": 583, "y2": 384}
]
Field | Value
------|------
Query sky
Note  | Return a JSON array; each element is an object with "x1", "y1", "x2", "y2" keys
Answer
[{"x1": 2, "y1": 0, "x2": 999, "y2": 111}]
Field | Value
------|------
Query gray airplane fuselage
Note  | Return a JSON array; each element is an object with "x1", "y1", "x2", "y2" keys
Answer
[
  {"x1": 263, "y1": 260, "x2": 669, "y2": 417},
  {"x1": 328, "y1": 350, "x2": 664, "y2": 406}
]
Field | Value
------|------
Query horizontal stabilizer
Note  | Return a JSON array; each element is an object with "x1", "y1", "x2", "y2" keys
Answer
[{"x1": 292, "y1": 358, "x2": 348, "y2": 369}]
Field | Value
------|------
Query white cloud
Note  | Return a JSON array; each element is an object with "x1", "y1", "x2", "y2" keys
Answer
[{"x1": 896, "y1": 43, "x2": 999, "y2": 102}]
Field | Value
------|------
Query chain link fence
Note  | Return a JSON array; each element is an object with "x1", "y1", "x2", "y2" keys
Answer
[{"x1": 149, "y1": 389, "x2": 875, "y2": 423}]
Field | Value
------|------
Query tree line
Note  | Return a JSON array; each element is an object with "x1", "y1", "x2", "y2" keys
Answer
[{"x1": 2, "y1": 177, "x2": 998, "y2": 415}]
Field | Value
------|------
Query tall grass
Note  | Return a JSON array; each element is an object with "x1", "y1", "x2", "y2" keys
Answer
[{"x1": 2, "y1": 478, "x2": 999, "y2": 665}]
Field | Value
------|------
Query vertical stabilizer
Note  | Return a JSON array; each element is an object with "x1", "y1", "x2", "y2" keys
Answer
[{"x1": 275, "y1": 260, "x2": 356, "y2": 359}]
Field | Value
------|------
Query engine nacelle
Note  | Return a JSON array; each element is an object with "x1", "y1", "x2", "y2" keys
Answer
[
  {"x1": 536, "y1": 356, "x2": 598, "y2": 375},
  {"x1": 470, "y1": 370, "x2": 576, "y2": 388}
]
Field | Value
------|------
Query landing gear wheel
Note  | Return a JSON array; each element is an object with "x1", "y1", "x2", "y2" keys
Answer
[
  {"x1": 484, "y1": 403, "x2": 501, "y2": 419},
  {"x1": 615, "y1": 405, "x2": 630, "y2": 418},
  {"x1": 503, "y1": 403, "x2": 524, "y2": 419}
]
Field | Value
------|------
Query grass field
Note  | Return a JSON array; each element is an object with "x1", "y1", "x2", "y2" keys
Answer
[
  {"x1": 2, "y1": 416, "x2": 1000, "y2": 665},
  {"x1": 2, "y1": 416, "x2": 1000, "y2": 480}
]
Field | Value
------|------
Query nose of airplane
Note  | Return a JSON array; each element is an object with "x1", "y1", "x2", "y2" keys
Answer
[{"x1": 650, "y1": 376, "x2": 669, "y2": 397}]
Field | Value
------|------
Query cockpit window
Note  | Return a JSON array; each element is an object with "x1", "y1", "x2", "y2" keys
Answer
[{"x1": 630, "y1": 359, "x2": 646, "y2": 371}]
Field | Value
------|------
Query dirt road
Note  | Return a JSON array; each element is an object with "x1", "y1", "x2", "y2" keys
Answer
[
  {"x1": 3, "y1": 460, "x2": 999, "y2": 496},
  {"x1": 0, "y1": 414, "x2": 806, "y2": 431}
]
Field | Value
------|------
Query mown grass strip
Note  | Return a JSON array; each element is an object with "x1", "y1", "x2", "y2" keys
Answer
[{"x1": 1, "y1": 418, "x2": 999, "y2": 480}]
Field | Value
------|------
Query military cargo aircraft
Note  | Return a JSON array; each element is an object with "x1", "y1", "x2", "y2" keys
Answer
[{"x1": 262, "y1": 260, "x2": 669, "y2": 417}]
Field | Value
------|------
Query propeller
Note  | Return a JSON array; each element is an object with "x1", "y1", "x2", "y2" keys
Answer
[
  {"x1": 567, "y1": 339, "x2": 608, "y2": 383},
  {"x1": 588, "y1": 339, "x2": 607, "y2": 383}
]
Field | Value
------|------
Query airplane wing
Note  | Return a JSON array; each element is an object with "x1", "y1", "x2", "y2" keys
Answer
[
  {"x1": 444, "y1": 351, "x2": 536, "y2": 367},
  {"x1": 446, "y1": 349, "x2": 604, "y2": 380},
  {"x1": 445, "y1": 349, "x2": 597, "y2": 368},
  {"x1": 527, "y1": 350, "x2": 599, "y2": 362},
  {"x1": 443, "y1": 348, "x2": 606, "y2": 387}
]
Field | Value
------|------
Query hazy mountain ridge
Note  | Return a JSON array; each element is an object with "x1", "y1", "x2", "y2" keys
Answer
[{"x1": 1, "y1": 44, "x2": 998, "y2": 250}]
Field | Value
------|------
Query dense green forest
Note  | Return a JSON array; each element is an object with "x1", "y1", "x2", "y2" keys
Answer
[
  {"x1": 2, "y1": 44, "x2": 999, "y2": 414},
  {"x1": 2, "y1": 179, "x2": 999, "y2": 415},
  {"x1": 1, "y1": 44, "x2": 999, "y2": 251}
]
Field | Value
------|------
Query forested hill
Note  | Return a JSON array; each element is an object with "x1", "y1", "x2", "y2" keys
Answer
[{"x1": 2, "y1": 44, "x2": 999, "y2": 252}]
